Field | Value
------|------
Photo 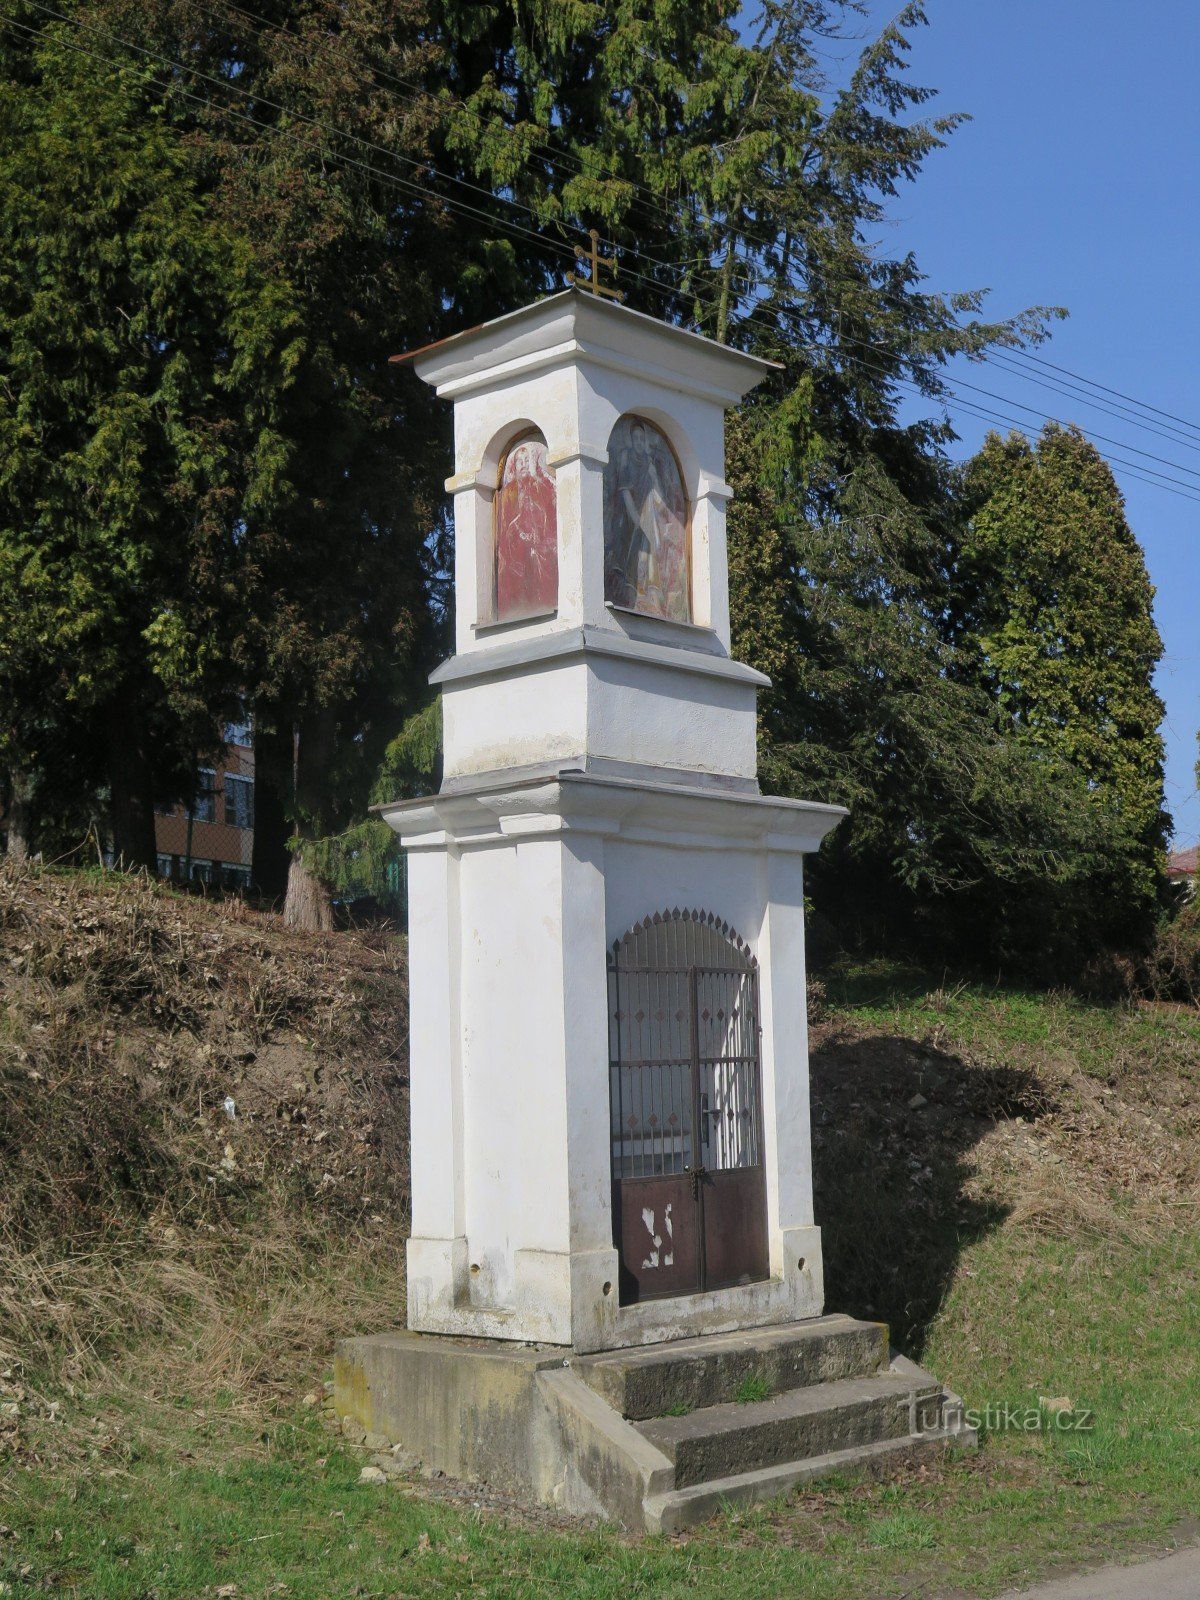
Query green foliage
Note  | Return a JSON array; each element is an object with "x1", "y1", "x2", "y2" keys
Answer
[
  {"x1": 0, "y1": 23, "x2": 290, "y2": 857},
  {"x1": 434, "y1": 1, "x2": 1130, "y2": 969},
  {"x1": 370, "y1": 699, "x2": 443, "y2": 807},
  {"x1": 960, "y1": 425, "x2": 1168, "y2": 947},
  {"x1": 302, "y1": 700, "x2": 442, "y2": 907},
  {"x1": 1142, "y1": 901, "x2": 1200, "y2": 1006},
  {"x1": 0, "y1": 0, "x2": 1168, "y2": 967},
  {"x1": 0, "y1": 1, "x2": 459, "y2": 864},
  {"x1": 301, "y1": 818, "x2": 403, "y2": 912}
]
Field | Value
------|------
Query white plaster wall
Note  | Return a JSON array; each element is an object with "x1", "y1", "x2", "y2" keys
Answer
[
  {"x1": 441, "y1": 661, "x2": 589, "y2": 780},
  {"x1": 557, "y1": 835, "x2": 614, "y2": 1259},
  {"x1": 757, "y1": 851, "x2": 815, "y2": 1244},
  {"x1": 603, "y1": 838, "x2": 765, "y2": 950},
  {"x1": 406, "y1": 845, "x2": 463, "y2": 1243},
  {"x1": 441, "y1": 655, "x2": 759, "y2": 783},
  {"x1": 400, "y1": 785, "x2": 838, "y2": 1349},
  {"x1": 585, "y1": 655, "x2": 758, "y2": 781},
  {"x1": 456, "y1": 836, "x2": 574, "y2": 1308}
]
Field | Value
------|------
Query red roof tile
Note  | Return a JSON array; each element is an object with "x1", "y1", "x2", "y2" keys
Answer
[{"x1": 1168, "y1": 846, "x2": 1198, "y2": 877}]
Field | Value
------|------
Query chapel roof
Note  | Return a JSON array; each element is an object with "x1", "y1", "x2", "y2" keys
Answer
[{"x1": 390, "y1": 286, "x2": 781, "y2": 378}]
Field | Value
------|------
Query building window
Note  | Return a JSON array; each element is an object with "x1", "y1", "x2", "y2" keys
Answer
[
  {"x1": 194, "y1": 769, "x2": 217, "y2": 824},
  {"x1": 222, "y1": 711, "x2": 253, "y2": 748},
  {"x1": 188, "y1": 858, "x2": 215, "y2": 885},
  {"x1": 220, "y1": 864, "x2": 252, "y2": 890},
  {"x1": 224, "y1": 775, "x2": 254, "y2": 830},
  {"x1": 156, "y1": 854, "x2": 174, "y2": 879}
]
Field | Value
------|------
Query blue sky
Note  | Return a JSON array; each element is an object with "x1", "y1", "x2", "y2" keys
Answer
[{"x1": 831, "y1": 1, "x2": 1200, "y2": 847}]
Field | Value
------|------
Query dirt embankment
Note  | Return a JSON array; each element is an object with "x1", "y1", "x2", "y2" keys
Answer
[
  {"x1": 0, "y1": 864, "x2": 411, "y2": 1464},
  {"x1": 3, "y1": 864, "x2": 1196, "y2": 1474}
]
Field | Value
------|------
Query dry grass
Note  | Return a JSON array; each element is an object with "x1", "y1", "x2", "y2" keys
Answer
[
  {"x1": 1003, "y1": 1165, "x2": 1161, "y2": 1246},
  {"x1": 810, "y1": 973, "x2": 1200, "y2": 1353},
  {"x1": 0, "y1": 861, "x2": 411, "y2": 1467}
]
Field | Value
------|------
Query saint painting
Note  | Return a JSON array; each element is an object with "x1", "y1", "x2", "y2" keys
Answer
[
  {"x1": 494, "y1": 432, "x2": 558, "y2": 622},
  {"x1": 603, "y1": 416, "x2": 690, "y2": 623}
]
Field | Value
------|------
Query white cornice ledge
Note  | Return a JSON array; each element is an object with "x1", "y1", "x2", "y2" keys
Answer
[
  {"x1": 428, "y1": 625, "x2": 770, "y2": 690},
  {"x1": 445, "y1": 464, "x2": 500, "y2": 494},
  {"x1": 379, "y1": 773, "x2": 847, "y2": 856}
]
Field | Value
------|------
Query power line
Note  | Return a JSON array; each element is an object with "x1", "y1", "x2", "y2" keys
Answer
[
  {"x1": 925, "y1": 393, "x2": 1200, "y2": 506},
  {"x1": 135, "y1": 0, "x2": 724, "y2": 277},
  {"x1": 916, "y1": 368, "x2": 1200, "y2": 484},
  {"x1": 9, "y1": 9, "x2": 1200, "y2": 511},
  {"x1": 81, "y1": 0, "x2": 1200, "y2": 464},
  {"x1": 750, "y1": 294, "x2": 1200, "y2": 490},
  {"x1": 23, "y1": 2, "x2": 567, "y2": 232},
  {"x1": 0, "y1": 13, "x2": 591, "y2": 277},
  {"x1": 17, "y1": 1, "x2": 707, "y2": 300},
  {"x1": 188, "y1": 0, "x2": 775, "y2": 264},
  {"x1": 981, "y1": 350, "x2": 1200, "y2": 455},
  {"x1": 1004, "y1": 345, "x2": 1200, "y2": 441}
]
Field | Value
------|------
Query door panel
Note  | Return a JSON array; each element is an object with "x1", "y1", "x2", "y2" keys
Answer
[
  {"x1": 613, "y1": 1174, "x2": 701, "y2": 1302},
  {"x1": 700, "y1": 1166, "x2": 770, "y2": 1290}
]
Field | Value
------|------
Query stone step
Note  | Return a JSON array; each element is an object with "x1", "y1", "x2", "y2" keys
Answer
[
  {"x1": 635, "y1": 1368, "x2": 942, "y2": 1488},
  {"x1": 643, "y1": 1422, "x2": 975, "y2": 1535},
  {"x1": 573, "y1": 1315, "x2": 889, "y2": 1421}
]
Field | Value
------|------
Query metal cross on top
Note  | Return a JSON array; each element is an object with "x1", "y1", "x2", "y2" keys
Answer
[{"x1": 568, "y1": 229, "x2": 625, "y2": 302}]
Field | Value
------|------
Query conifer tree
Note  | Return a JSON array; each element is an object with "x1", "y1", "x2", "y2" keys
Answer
[
  {"x1": 2, "y1": 0, "x2": 1163, "y2": 960},
  {"x1": 0, "y1": 23, "x2": 291, "y2": 864},
  {"x1": 960, "y1": 424, "x2": 1168, "y2": 941},
  {"x1": 0, "y1": 2, "x2": 459, "y2": 894}
]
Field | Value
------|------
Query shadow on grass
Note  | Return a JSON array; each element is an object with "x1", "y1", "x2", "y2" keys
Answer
[{"x1": 811, "y1": 1028, "x2": 1052, "y2": 1360}]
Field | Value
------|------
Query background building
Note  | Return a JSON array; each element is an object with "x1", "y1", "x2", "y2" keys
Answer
[
  {"x1": 154, "y1": 717, "x2": 254, "y2": 888},
  {"x1": 1168, "y1": 846, "x2": 1197, "y2": 901}
]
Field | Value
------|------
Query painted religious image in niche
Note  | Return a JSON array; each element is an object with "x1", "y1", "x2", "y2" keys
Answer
[
  {"x1": 603, "y1": 416, "x2": 691, "y2": 623},
  {"x1": 493, "y1": 432, "x2": 558, "y2": 622}
]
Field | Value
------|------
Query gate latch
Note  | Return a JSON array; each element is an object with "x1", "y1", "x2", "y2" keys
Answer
[{"x1": 690, "y1": 1165, "x2": 707, "y2": 1199}]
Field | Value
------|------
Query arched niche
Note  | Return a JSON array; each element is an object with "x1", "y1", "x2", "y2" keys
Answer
[
  {"x1": 606, "y1": 909, "x2": 767, "y2": 1304},
  {"x1": 602, "y1": 414, "x2": 692, "y2": 623},
  {"x1": 491, "y1": 427, "x2": 558, "y2": 624}
]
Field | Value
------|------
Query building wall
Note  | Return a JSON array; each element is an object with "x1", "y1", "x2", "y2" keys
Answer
[{"x1": 154, "y1": 731, "x2": 255, "y2": 886}]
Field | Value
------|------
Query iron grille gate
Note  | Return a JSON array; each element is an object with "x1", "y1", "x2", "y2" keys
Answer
[{"x1": 608, "y1": 910, "x2": 770, "y2": 1304}]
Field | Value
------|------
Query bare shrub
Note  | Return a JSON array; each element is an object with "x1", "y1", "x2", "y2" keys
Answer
[{"x1": 1142, "y1": 902, "x2": 1200, "y2": 1007}]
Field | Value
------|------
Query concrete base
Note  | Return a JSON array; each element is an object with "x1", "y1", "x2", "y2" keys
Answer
[
  {"x1": 406, "y1": 1225, "x2": 825, "y2": 1353},
  {"x1": 334, "y1": 1316, "x2": 976, "y2": 1533}
]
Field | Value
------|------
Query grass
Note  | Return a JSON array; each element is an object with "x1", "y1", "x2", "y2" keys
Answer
[
  {"x1": 823, "y1": 956, "x2": 1200, "y2": 1084},
  {"x1": 733, "y1": 1373, "x2": 772, "y2": 1405},
  {"x1": 4, "y1": 1327, "x2": 1196, "y2": 1600},
  {"x1": 5, "y1": 874, "x2": 1200, "y2": 1598}
]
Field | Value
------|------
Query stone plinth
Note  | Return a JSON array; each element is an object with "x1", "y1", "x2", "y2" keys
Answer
[{"x1": 335, "y1": 1318, "x2": 975, "y2": 1533}]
